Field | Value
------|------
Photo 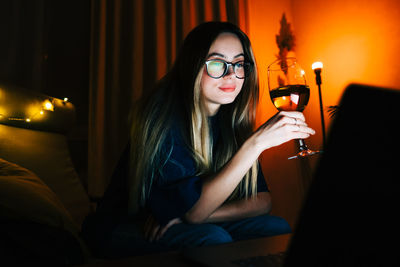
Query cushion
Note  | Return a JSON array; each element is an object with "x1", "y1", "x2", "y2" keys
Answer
[
  {"x1": 0, "y1": 124, "x2": 90, "y2": 227},
  {"x1": 0, "y1": 158, "x2": 83, "y2": 246}
]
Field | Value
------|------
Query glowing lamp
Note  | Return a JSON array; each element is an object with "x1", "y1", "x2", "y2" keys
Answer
[
  {"x1": 312, "y1": 61, "x2": 326, "y2": 147},
  {"x1": 26, "y1": 118, "x2": 31, "y2": 122},
  {"x1": 312, "y1": 62, "x2": 323, "y2": 85},
  {"x1": 312, "y1": 62, "x2": 323, "y2": 70},
  {"x1": 63, "y1": 97, "x2": 68, "y2": 102}
]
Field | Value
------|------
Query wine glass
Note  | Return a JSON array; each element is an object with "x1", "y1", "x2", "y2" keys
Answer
[{"x1": 267, "y1": 57, "x2": 320, "y2": 160}]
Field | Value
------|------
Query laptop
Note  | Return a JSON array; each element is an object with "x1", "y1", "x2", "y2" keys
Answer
[{"x1": 183, "y1": 83, "x2": 400, "y2": 266}]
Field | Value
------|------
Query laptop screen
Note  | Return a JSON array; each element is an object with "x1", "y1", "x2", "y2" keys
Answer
[{"x1": 284, "y1": 84, "x2": 400, "y2": 266}]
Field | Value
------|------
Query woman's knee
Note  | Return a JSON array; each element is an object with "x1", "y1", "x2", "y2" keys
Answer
[
  {"x1": 161, "y1": 223, "x2": 233, "y2": 247},
  {"x1": 199, "y1": 224, "x2": 234, "y2": 245},
  {"x1": 265, "y1": 215, "x2": 292, "y2": 235},
  {"x1": 219, "y1": 214, "x2": 291, "y2": 241},
  {"x1": 247, "y1": 214, "x2": 292, "y2": 236}
]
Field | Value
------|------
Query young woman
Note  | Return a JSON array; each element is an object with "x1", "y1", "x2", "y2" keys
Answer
[{"x1": 83, "y1": 21, "x2": 315, "y2": 258}]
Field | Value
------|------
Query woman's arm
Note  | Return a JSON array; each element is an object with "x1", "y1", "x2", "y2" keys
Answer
[
  {"x1": 145, "y1": 111, "x2": 314, "y2": 241},
  {"x1": 145, "y1": 192, "x2": 271, "y2": 242},
  {"x1": 184, "y1": 137, "x2": 265, "y2": 223},
  {"x1": 204, "y1": 192, "x2": 271, "y2": 223},
  {"x1": 185, "y1": 111, "x2": 314, "y2": 224}
]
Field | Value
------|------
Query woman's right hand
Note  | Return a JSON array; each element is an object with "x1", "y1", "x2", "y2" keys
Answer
[
  {"x1": 144, "y1": 215, "x2": 182, "y2": 242},
  {"x1": 251, "y1": 111, "x2": 315, "y2": 153}
]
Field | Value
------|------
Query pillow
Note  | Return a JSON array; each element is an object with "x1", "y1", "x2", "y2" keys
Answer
[
  {"x1": 0, "y1": 158, "x2": 89, "y2": 259},
  {"x1": 0, "y1": 124, "x2": 90, "y2": 227}
]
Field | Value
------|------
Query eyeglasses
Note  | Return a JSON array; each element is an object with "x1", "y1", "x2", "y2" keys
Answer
[{"x1": 205, "y1": 59, "x2": 252, "y2": 79}]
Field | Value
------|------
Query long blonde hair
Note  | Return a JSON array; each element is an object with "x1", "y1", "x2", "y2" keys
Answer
[{"x1": 128, "y1": 22, "x2": 260, "y2": 213}]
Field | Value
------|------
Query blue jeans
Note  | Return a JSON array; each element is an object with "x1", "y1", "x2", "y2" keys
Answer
[
  {"x1": 106, "y1": 214, "x2": 291, "y2": 258},
  {"x1": 158, "y1": 214, "x2": 291, "y2": 248}
]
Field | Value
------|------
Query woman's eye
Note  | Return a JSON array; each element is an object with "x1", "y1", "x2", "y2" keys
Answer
[
  {"x1": 209, "y1": 61, "x2": 224, "y2": 69},
  {"x1": 235, "y1": 62, "x2": 245, "y2": 68}
]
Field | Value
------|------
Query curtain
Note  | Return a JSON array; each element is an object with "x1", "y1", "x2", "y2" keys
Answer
[{"x1": 88, "y1": 0, "x2": 249, "y2": 198}]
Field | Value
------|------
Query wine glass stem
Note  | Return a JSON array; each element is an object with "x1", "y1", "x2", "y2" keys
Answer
[{"x1": 298, "y1": 139, "x2": 308, "y2": 151}]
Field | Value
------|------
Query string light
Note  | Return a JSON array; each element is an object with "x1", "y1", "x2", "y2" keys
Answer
[{"x1": 0, "y1": 97, "x2": 68, "y2": 124}]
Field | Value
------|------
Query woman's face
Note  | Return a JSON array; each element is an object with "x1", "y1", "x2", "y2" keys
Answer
[{"x1": 200, "y1": 33, "x2": 245, "y2": 116}]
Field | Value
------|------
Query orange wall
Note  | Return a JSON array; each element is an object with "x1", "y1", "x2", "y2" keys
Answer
[
  {"x1": 291, "y1": 0, "x2": 400, "y2": 151},
  {"x1": 247, "y1": 0, "x2": 293, "y2": 129},
  {"x1": 247, "y1": 0, "x2": 400, "y2": 227},
  {"x1": 247, "y1": 0, "x2": 306, "y2": 227}
]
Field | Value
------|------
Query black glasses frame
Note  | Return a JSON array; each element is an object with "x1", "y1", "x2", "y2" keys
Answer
[{"x1": 205, "y1": 59, "x2": 253, "y2": 79}]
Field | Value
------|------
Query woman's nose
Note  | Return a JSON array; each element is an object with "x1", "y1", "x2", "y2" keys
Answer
[{"x1": 224, "y1": 65, "x2": 235, "y2": 78}]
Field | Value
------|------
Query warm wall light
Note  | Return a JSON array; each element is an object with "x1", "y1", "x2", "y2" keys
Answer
[{"x1": 63, "y1": 97, "x2": 68, "y2": 102}]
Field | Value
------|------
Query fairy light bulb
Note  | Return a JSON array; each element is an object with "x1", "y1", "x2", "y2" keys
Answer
[{"x1": 43, "y1": 99, "x2": 54, "y2": 111}]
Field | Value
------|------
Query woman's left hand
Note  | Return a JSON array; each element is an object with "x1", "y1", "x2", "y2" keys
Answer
[{"x1": 144, "y1": 215, "x2": 182, "y2": 242}]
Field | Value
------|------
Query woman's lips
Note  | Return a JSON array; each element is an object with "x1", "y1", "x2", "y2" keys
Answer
[{"x1": 218, "y1": 86, "x2": 236, "y2": 92}]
